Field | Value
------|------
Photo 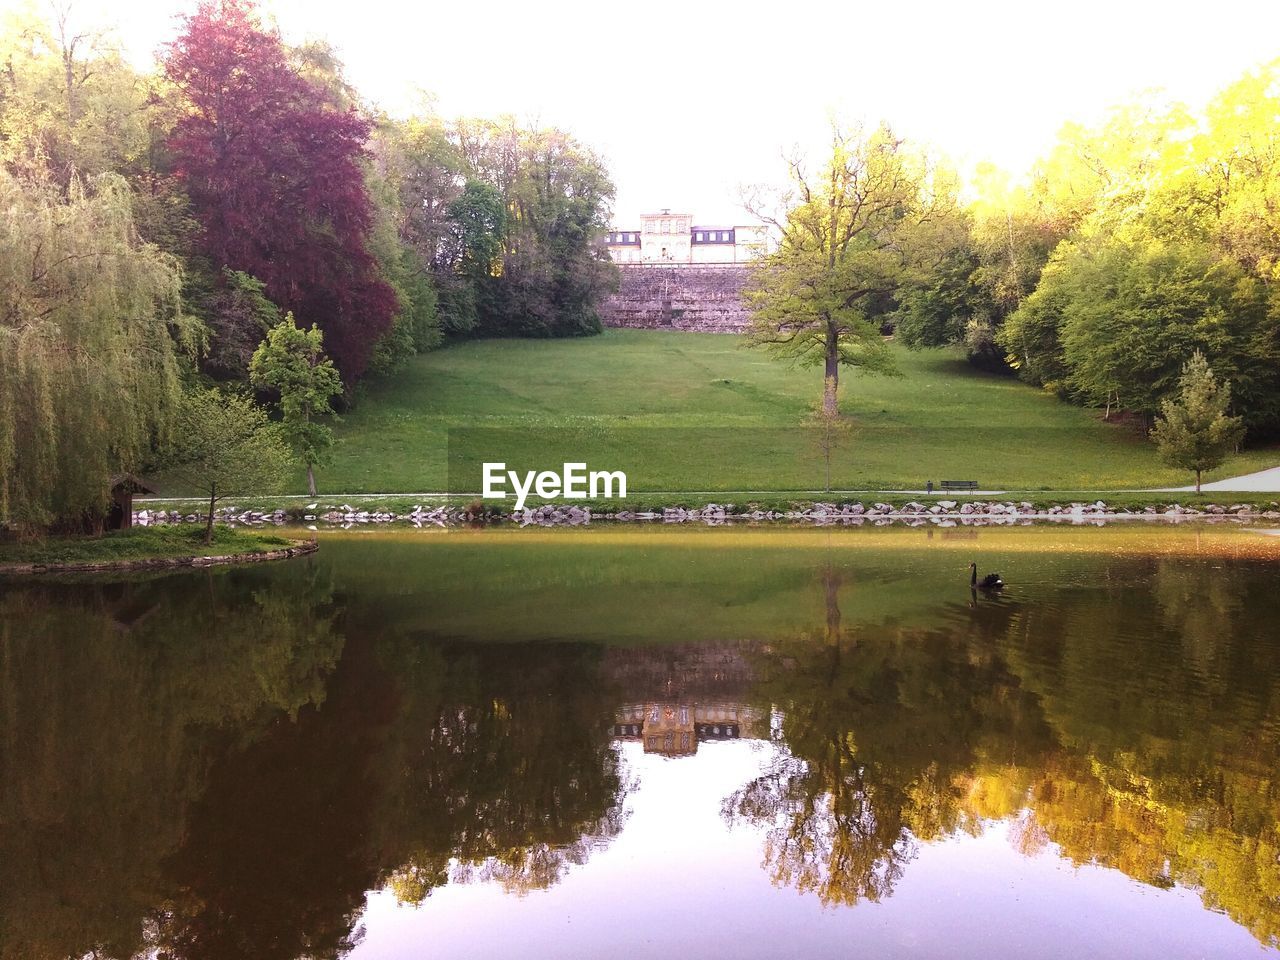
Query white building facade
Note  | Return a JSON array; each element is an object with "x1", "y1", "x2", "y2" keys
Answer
[{"x1": 606, "y1": 209, "x2": 767, "y2": 265}]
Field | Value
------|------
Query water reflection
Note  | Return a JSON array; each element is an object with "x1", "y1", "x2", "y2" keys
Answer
[{"x1": 0, "y1": 528, "x2": 1277, "y2": 958}]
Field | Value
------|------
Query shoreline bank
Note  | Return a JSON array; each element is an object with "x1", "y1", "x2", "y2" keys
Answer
[{"x1": 0, "y1": 535, "x2": 317, "y2": 576}]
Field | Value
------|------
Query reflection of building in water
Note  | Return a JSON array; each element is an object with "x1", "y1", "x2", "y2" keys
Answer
[
  {"x1": 612, "y1": 701, "x2": 763, "y2": 757},
  {"x1": 604, "y1": 642, "x2": 768, "y2": 757}
]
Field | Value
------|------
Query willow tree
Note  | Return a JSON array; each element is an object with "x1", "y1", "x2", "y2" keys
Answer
[
  {"x1": 744, "y1": 123, "x2": 961, "y2": 414},
  {"x1": 0, "y1": 172, "x2": 191, "y2": 531}
]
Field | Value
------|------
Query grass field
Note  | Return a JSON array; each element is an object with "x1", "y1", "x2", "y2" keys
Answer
[
  {"x1": 0, "y1": 525, "x2": 296, "y2": 568},
  {"x1": 314, "y1": 330, "x2": 1280, "y2": 495}
]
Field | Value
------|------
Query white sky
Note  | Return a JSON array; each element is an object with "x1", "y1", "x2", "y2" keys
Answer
[{"x1": 12, "y1": 0, "x2": 1280, "y2": 225}]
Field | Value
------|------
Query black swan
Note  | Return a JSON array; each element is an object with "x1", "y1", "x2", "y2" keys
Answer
[{"x1": 970, "y1": 562, "x2": 1004, "y2": 591}]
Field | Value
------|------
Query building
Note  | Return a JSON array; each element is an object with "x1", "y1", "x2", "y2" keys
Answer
[
  {"x1": 606, "y1": 209, "x2": 767, "y2": 265},
  {"x1": 107, "y1": 474, "x2": 156, "y2": 531}
]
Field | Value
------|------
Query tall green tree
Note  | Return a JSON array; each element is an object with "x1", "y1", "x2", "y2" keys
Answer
[
  {"x1": 249, "y1": 314, "x2": 344, "y2": 496},
  {"x1": 0, "y1": 171, "x2": 190, "y2": 532},
  {"x1": 1150, "y1": 352, "x2": 1245, "y2": 493},
  {"x1": 743, "y1": 124, "x2": 956, "y2": 413},
  {"x1": 160, "y1": 389, "x2": 292, "y2": 543}
]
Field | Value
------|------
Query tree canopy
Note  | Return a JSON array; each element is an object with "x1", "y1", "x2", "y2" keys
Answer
[
  {"x1": 896, "y1": 61, "x2": 1280, "y2": 437},
  {"x1": 250, "y1": 314, "x2": 344, "y2": 496},
  {"x1": 0, "y1": 171, "x2": 190, "y2": 531},
  {"x1": 744, "y1": 123, "x2": 960, "y2": 412},
  {"x1": 163, "y1": 0, "x2": 397, "y2": 381}
]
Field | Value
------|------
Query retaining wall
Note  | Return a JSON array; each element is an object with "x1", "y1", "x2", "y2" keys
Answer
[{"x1": 600, "y1": 264, "x2": 751, "y2": 333}]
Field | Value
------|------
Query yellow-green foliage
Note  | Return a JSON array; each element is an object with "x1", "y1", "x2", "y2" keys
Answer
[{"x1": 0, "y1": 172, "x2": 192, "y2": 529}]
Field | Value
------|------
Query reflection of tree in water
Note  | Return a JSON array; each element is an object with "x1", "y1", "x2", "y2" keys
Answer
[
  {"x1": 0, "y1": 566, "x2": 343, "y2": 960},
  {"x1": 144, "y1": 635, "x2": 627, "y2": 960},
  {"x1": 723, "y1": 553, "x2": 1280, "y2": 950},
  {"x1": 1152, "y1": 555, "x2": 1246, "y2": 680},
  {"x1": 5, "y1": 546, "x2": 1280, "y2": 956},
  {"x1": 999, "y1": 555, "x2": 1280, "y2": 948},
  {"x1": 0, "y1": 574, "x2": 629, "y2": 960},
  {"x1": 378, "y1": 641, "x2": 630, "y2": 904},
  {"x1": 724, "y1": 564, "x2": 1046, "y2": 906}
]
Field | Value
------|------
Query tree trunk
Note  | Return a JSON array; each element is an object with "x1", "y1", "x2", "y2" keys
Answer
[
  {"x1": 1195, "y1": 469, "x2": 1202, "y2": 494},
  {"x1": 205, "y1": 484, "x2": 216, "y2": 545},
  {"x1": 307, "y1": 463, "x2": 317, "y2": 497},
  {"x1": 824, "y1": 330, "x2": 839, "y2": 416},
  {"x1": 824, "y1": 566, "x2": 845, "y2": 682}
]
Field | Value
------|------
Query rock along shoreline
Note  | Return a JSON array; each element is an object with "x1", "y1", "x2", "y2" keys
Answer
[{"x1": 130, "y1": 499, "x2": 1280, "y2": 529}]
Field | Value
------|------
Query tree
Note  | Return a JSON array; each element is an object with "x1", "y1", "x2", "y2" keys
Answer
[
  {"x1": 163, "y1": 0, "x2": 397, "y2": 381},
  {"x1": 196, "y1": 268, "x2": 282, "y2": 381},
  {"x1": 249, "y1": 314, "x2": 344, "y2": 496},
  {"x1": 161, "y1": 389, "x2": 292, "y2": 543},
  {"x1": 0, "y1": 171, "x2": 190, "y2": 533},
  {"x1": 743, "y1": 124, "x2": 956, "y2": 414},
  {"x1": 1151, "y1": 352, "x2": 1245, "y2": 493},
  {"x1": 809, "y1": 378, "x2": 853, "y2": 492},
  {"x1": 0, "y1": 4, "x2": 149, "y2": 186},
  {"x1": 457, "y1": 118, "x2": 616, "y2": 337}
]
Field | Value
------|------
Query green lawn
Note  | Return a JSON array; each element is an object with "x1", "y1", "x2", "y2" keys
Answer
[
  {"x1": 316, "y1": 330, "x2": 1280, "y2": 494},
  {"x1": 0, "y1": 525, "x2": 296, "y2": 569}
]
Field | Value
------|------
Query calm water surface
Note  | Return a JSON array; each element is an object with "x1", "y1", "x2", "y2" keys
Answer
[{"x1": 3, "y1": 525, "x2": 1279, "y2": 959}]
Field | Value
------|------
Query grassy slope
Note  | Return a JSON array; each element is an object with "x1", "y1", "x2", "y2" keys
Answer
[{"x1": 318, "y1": 330, "x2": 1280, "y2": 494}]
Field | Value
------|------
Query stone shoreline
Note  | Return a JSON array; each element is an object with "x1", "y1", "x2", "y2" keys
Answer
[
  {"x1": 0, "y1": 539, "x2": 317, "y2": 575},
  {"x1": 130, "y1": 499, "x2": 1280, "y2": 529}
]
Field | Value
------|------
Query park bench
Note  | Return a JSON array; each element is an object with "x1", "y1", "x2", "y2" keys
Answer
[{"x1": 940, "y1": 480, "x2": 979, "y2": 492}]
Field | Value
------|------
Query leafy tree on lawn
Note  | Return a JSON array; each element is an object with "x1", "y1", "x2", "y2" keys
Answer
[
  {"x1": 250, "y1": 315, "x2": 344, "y2": 497},
  {"x1": 1151, "y1": 352, "x2": 1245, "y2": 493},
  {"x1": 163, "y1": 0, "x2": 397, "y2": 381},
  {"x1": 743, "y1": 123, "x2": 958, "y2": 414},
  {"x1": 161, "y1": 389, "x2": 292, "y2": 543}
]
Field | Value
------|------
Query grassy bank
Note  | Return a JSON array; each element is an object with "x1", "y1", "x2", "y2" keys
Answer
[
  {"x1": 309, "y1": 331, "x2": 1278, "y2": 494},
  {"x1": 0, "y1": 525, "x2": 300, "y2": 568}
]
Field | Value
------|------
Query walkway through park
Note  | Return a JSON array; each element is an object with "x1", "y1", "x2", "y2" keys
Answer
[{"x1": 1162, "y1": 464, "x2": 1280, "y2": 493}]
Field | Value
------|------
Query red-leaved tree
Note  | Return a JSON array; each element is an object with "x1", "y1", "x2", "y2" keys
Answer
[{"x1": 164, "y1": 0, "x2": 396, "y2": 380}]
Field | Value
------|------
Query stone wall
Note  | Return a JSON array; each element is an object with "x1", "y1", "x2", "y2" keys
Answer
[{"x1": 599, "y1": 264, "x2": 750, "y2": 333}]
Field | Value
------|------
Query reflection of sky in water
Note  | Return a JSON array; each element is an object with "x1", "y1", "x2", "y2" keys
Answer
[{"x1": 353, "y1": 741, "x2": 1271, "y2": 960}]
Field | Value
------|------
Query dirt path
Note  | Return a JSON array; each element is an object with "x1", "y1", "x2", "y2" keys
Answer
[{"x1": 1163, "y1": 465, "x2": 1280, "y2": 492}]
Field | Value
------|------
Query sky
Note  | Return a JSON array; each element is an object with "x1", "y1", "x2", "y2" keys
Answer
[{"x1": 12, "y1": 0, "x2": 1280, "y2": 225}]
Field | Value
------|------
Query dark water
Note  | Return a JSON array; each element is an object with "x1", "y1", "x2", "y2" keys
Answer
[{"x1": 2, "y1": 525, "x2": 1279, "y2": 959}]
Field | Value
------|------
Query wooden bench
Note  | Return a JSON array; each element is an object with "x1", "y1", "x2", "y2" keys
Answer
[{"x1": 940, "y1": 480, "x2": 979, "y2": 492}]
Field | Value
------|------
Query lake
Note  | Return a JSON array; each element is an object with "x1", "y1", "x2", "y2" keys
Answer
[{"x1": 2, "y1": 525, "x2": 1279, "y2": 959}]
